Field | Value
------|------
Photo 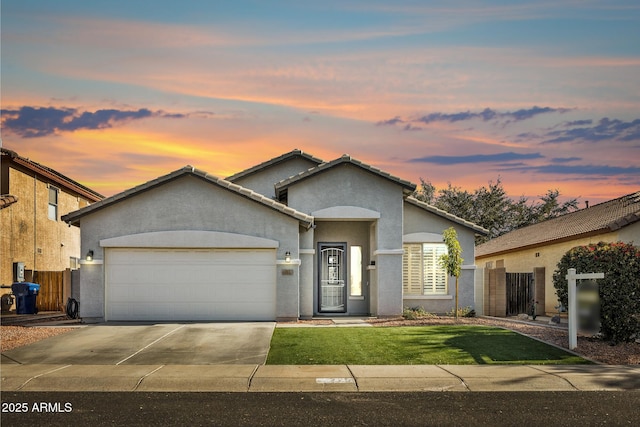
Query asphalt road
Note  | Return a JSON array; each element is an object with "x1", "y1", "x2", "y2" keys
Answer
[{"x1": 2, "y1": 391, "x2": 638, "y2": 426}]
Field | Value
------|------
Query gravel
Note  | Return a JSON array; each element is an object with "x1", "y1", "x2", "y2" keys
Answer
[
  {"x1": 1, "y1": 325, "x2": 76, "y2": 352},
  {"x1": 1, "y1": 317, "x2": 638, "y2": 364}
]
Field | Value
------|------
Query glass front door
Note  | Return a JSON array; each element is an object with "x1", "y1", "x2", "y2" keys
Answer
[{"x1": 319, "y1": 243, "x2": 347, "y2": 313}]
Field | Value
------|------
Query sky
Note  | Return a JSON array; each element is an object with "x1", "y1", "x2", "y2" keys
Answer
[{"x1": 1, "y1": 0, "x2": 639, "y2": 205}]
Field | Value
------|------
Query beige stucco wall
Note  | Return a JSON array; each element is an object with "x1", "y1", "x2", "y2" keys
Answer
[
  {"x1": 1, "y1": 166, "x2": 92, "y2": 286},
  {"x1": 476, "y1": 230, "x2": 629, "y2": 315}
]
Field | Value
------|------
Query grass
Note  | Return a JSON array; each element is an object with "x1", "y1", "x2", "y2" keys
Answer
[{"x1": 266, "y1": 325, "x2": 591, "y2": 365}]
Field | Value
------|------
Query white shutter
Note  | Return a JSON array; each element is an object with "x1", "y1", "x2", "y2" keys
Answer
[
  {"x1": 402, "y1": 244, "x2": 423, "y2": 294},
  {"x1": 422, "y1": 243, "x2": 448, "y2": 294}
]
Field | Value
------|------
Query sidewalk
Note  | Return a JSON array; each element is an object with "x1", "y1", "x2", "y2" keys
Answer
[{"x1": 2, "y1": 363, "x2": 639, "y2": 392}]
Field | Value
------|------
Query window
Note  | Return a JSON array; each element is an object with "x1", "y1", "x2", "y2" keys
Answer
[
  {"x1": 402, "y1": 243, "x2": 448, "y2": 295},
  {"x1": 48, "y1": 186, "x2": 59, "y2": 221},
  {"x1": 350, "y1": 246, "x2": 363, "y2": 296}
]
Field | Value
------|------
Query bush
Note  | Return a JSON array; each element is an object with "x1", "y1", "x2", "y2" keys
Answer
[
  {"x1": 446, "y1": 306, "x2": 476, "y2": 318},
  {"x1": 402, "y1": 306, "x2": 435, "y2": 320},
  {"x1": 553, "y1": 241, "x2": 640, "y2": 343}
]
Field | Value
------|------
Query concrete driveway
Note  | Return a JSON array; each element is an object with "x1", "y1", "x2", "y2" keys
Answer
[{"x1": 1, "y1": 322, "x2": 275, "y2": 365}]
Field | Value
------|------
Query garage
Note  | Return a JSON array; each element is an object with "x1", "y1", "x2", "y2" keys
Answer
[{"x1": 105, "y1": 247, "x2": 277, "y2": 321}]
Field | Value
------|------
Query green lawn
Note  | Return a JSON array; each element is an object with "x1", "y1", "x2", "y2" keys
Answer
[{"x1": 266, "y1": 325, "x2": 590, "y2": 365}]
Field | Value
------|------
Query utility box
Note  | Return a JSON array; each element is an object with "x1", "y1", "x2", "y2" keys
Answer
[{"x1": 13, "y1": 262, "x2": 25, "y2": 282}]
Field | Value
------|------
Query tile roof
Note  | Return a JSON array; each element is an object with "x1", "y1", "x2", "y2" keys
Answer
[
  {"x1": 405, "y1": 197, "x2": 489, "y2": 235},
  {"x1": 476, "y1": 191, "x2": 640, "y2": 257},
  {"x1": 226, "y1": 149, "x2": 324, "y2": 182},
  {"x1": 274, "y1": 154, "x2": 416, "y2": 197},
  {"x1": 0, "y1": 195, "x2": 18, "y2": 210},
  {"x1": 1, "y1": 148, "x2": 104, "y2": 202},
  {"x1": 62, "y1": 166, "x2": 314, "y2": 228}
]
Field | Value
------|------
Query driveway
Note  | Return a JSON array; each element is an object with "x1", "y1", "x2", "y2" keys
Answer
[{"x1": 1, "y1": 322, "x2": 275, "y2": 365}]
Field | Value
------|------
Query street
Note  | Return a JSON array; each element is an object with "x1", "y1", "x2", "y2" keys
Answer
[{"x1": 2, "y1": 391, "x2": 637, "y2": 426}]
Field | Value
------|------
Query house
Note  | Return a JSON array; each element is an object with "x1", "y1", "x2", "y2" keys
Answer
[
  {"x1": 62, "y1": 149, "x2": 487, "y2": 322},
  {"x1": 1, "y1": 148, "x2": 104, "y2": 288},
  {"x1": 476, "y1": 191, "x2": 640, "y2": 316},
  {"x1": 1, "y1": 147, "x2": 104, "y2": 285}
]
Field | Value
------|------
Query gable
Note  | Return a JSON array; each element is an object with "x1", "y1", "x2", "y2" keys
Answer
[
  {"x1": 62, "y1": 166, "x2": 313, "y2": 228},
  {"x1": 275, "y1": 154, "x2": 415, "y2": 205},
  {"x1": 284, "y1": 162, "x2": 408, "y2": 214},
  {"x1": 226, "y1": 149, "x2": 323, "y2": 198}
]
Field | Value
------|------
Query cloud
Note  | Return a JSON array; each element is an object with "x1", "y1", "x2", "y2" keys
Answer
[
  {"x1": 0, "y1": 106, "x2": 185, "y2": 138},
  {"x1": 551, "y1": 157, "x2": 582, "y2": 163},
  {"x1": 409, "y1": 151, "x2": 544, "y2": 165},
  {"x1": 543, "y1": 117, "x2": 640, "y2": 144},
  {"x1": 376, "y1": 116, "x2": 404, "y2": 126},
  {"x1": 378, "y1": 106, "x2": 570, "y2": 129},
  {"x1": 506, "y1": 163, "x2": 640, "y2": 177}
]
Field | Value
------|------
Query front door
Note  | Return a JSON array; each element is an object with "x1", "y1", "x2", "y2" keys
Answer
[{"x1": 318, "y1": 243, "x2": 347, "y2": 313}]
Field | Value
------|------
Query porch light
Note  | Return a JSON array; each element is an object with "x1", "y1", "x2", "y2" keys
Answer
[
  {"x1": 86, "y1": 250, "x2": 94, "y2": 261},
  {"x1": 285, "y1": 251, "x2": 291, "y2": 263}
]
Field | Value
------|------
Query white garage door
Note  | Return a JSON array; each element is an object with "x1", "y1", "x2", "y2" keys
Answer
[{"x1": 105, "y1": 248, "x2": 276, "y2": 321}]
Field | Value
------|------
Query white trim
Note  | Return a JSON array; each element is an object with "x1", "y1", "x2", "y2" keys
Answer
[
  {"x1": 403, "y1": 295, "x2": 453, "y2": 300},
  {"x1": 461, "y1": 264, "x2": 477, "y2": 270},
  {"x1": 373, "y1": 249, "x2": 404, "y2": 256},
  {"x1": 312, "y1": 205, "x2": 380, "y2": 220},
  {"x1": 299, "y1": 249, "x2": 315, "y2": 255},
  {"x1": 403, "y1": 232, "x2": 442, "y2": 243},
  {"x1": 79, "y1": 259, "x2": 103, "y2": 265},
  {"x1": 276, "y1": 259, "x2": 302, "y2": 265},
  {"x1": 100, "y1": 230, "x2": 279, "y2": 249}
]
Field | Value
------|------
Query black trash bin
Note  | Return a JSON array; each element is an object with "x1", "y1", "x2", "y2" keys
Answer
[{"x1": 11, "y1": 282, "x2": 40, "y2": 314}]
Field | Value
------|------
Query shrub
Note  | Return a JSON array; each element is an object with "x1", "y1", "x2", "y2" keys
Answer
[
  {"x1": 402, "y1": 306, "x2": 435, "y2": 320},
  {"x1": 553, "y1": 241, "x2": 640, "y2": 343},
  {"x1": 446, "y1": 306, "x2": 476, "y2": 318}
]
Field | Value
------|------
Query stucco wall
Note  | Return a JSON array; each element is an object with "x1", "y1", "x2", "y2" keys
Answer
[
  {"x1": 312, "y1": 221, "x2": 372, "y2": 315},
  {"x1": 1, "y1": 166, "x2": 90, "y2": 286},
  {"x1": 402, "y1": 202, "x2": 478, "y2": 314},
  {"x1": 230, "y1": 157, "x2": 319, "y2": 198},
  {"x1": 475, "y1": 229, "x2": 632, "y2": 315},
  {"x1": 76, "y1": 175, "x2": 302, "y2": 320},
  {"x1": 286, "y1": 164, "x2": 406, "y2": 316}
]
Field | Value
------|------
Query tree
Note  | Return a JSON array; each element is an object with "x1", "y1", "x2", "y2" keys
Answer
[
  {"x1": 414, "y1": 178, "x2": 579, "y2": 243},
  {"x1": 439, "y1": 227, "x2": 463, "y2": 319}
]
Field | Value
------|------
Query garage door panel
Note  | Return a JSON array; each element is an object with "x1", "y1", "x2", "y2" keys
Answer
[{"x1": 105, "y1": 248, "x2": 277, "y2": 321}]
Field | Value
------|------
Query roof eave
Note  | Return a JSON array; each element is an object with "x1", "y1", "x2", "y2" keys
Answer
[
  {"x1": 475, "y1": 228, "x2": 611, "y2": 258},
  {"x1": 406, "y1": 197, "x2": 489, "y2": 235}
]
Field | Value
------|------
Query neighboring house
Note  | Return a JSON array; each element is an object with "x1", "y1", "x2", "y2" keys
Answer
[
  {"x1": 0, "y1": 148, "x2": 104, "y2": 287},
  {"x1": 476, "y1": 191, "x2": 640, "y2": 316},
  {"x1": 62, "y1": 149, "x2": 487, "y2": 322}
]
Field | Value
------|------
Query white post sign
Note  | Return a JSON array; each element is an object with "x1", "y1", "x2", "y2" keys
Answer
[{"x1": 566, "y1": 268, "x2": 604, "y2": 350}]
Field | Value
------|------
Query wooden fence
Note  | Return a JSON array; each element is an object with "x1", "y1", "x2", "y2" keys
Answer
[{"x1": 31, "y1": 270, "x2": 69, "y2": 312}]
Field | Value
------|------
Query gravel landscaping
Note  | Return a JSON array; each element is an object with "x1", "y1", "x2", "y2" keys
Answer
[{"x1": 2, "y1": 316, "x2": 638, "y2": 365}]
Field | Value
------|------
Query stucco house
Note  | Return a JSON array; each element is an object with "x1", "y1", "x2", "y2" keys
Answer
[
  {"x1": 62, "y1": 150, "x2": 487, "y2": 322},
  {"x1": 476, "y1": 191, "x2": 640, "y2": 316},
  {"x1": 1, "y1": 148, "x2": 103, "y2": 287}
]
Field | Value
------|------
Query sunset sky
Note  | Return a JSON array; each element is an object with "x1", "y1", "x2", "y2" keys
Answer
[{"x1": 2, "y1": 0, "x2": 639, "y2": 204}]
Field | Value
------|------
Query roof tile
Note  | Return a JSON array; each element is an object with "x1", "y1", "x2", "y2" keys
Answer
[{"x1": 476, "y1": 191, "x2": 640, "y2": 256}]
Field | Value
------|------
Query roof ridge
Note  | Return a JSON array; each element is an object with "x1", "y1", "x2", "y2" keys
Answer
[
  {"x1": 476, "y1": 189, "x2": 640, "y2": 256},
  {"x1": 1, "y1": 147, "x2": 104, "y2": 200},
  {"x1": 62, "y1": 165, "x2": 313, "y2": 227},
  {"x1": 226, "y1": 149, "x2": 324, "y2": 182}
]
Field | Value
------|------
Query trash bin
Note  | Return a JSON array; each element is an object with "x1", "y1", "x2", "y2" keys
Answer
[{"x1": 11, "y1": 282, "x2": 40, "y2": 314}]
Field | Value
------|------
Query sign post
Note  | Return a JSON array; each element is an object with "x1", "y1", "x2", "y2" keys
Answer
[{"x1": 566, "y1": 268, "x2": 604, "y2": 350}]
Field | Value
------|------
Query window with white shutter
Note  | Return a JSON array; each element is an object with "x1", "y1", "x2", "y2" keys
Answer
[{"x1": 402, "y1": 243, "x2": 448, "y2": 295}]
